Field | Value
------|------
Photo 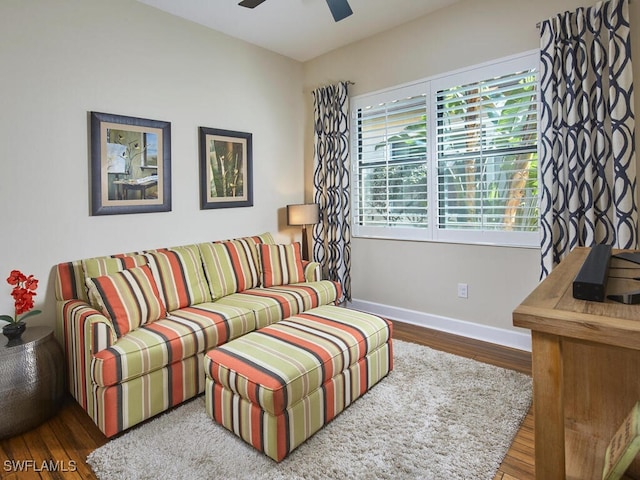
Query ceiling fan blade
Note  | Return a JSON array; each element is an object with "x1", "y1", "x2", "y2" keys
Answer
[
  {"x1": 238, "y1": 0, "x2": 267, "y2": 8},
  {"x1": 325, "y1": 0, "x2": 353, "y2": 22}
]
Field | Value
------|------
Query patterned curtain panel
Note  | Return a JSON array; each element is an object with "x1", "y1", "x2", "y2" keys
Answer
[
  {"x1": 312, "y1": 81, "x2": 351, "y2": 302},
  {"x1": 539, "y1": 0, "x2": 637, "y2": 276}
]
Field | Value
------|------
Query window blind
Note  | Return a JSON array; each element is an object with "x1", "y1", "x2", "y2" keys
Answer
[
  {"x1": 354, "y1": 91, "x2": 428, "y2": 230},
  {"x1": 435, "y1": 69, "x2": 538, "y2": 233},
  {"x1": 351, "y1": 51, "x2": 539, "y2": 246}
]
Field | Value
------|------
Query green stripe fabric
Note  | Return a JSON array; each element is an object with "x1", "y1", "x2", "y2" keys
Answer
[
  {"x1": 83, "y1": 254, "x2": 149, "y2": 309},
  {"x1": 233, "y1": 235, "x2": 268, "y2": 269},
  {"x1": 82, "y1": 254, "x2": 148, "y2": 279},
  {"x1": 145, "y1": 245, "x2": 212, "y2": 311},
  {"x1": 215, "y1": 293, "x2": 290, "y2": 329},
  {"x1": 234, "y1": 232, "x2": 275, "y2": 246},
  {"x1": 93, "y1": 353, "x2": 205, "y2": 437},
  {"x1": 259, "y1": 243, "x2": 305, "y2": 287},
  {"x1": 303, "y1": 261, "x2": 321, "y2": 282},
  {"x1": 199, "y1": 240, "x2": 261, "y2": 299},
  {"x1": 214, "y1": 281, "x2": 341, "y2": 328},
  {"x1": 92, "y1": 303, "x2": 256, "y2": 387},
  {"x1": 56, "y1": 232, "x2": 353, "y2": 440},
  {"x1": 85, "y1": 265, "x2": 167, "y2": 338},
  {"x1": 205, "y1": 305, "x2": 392, "y2": 416},
  {"x1": 260, "y1": 282, "x2": 342, "y2": 312},
  {"x1": 205, "y1": 342, "x2": 392, "y2": 462},
  {"x1": 58, "y1": 300, "x2": 116, "y2": 413}
]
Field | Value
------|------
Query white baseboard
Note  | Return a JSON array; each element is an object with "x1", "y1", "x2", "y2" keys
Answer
[{"x1": 348, "y1": 299, "x2": 532, "y2": 352}]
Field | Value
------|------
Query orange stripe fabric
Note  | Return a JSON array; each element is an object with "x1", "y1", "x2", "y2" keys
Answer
[
  {"x1": 260, "y1": 243, "x2": 305, "y2": 287},
  {"x1": 56, "y1": 263, "x2": 76, "y2": 300},
  {"x1": 225, "y1": 243, "x2": 249, "y2": 292},
  {"x1": 205, "y1": 341, "x2": 392, "y2": 461},
  {"x1": 205, "y1": 306, "x2": 392, "y2": 416},
  {"x1": 164, "y1": 250, "x2": 191, "y2": 307},
  {"x1": 145, "y1": 246, "x2": 212, "y2": 311},
  {"x1": 86, "y1": 265, "x2": 167, "y2": 338},
  {"x1": 91, "y1": 304, "x2": 256, "y2": 387}
]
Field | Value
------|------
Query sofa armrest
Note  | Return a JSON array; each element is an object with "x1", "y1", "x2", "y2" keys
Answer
[
  {"x1": 56, "y1": 299, "x2": 117, "y2": 409},
  {"x1": 303, "y1": 261, "x2": 322, "y2": 282}
]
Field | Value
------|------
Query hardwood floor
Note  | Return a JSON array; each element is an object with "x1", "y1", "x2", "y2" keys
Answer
[{"x1": 0, "y1": 321, "x2": 534, "y2": 479}]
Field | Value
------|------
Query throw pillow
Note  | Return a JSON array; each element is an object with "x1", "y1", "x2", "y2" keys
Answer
[
  {"x1": 260, "y1": 242, "x2": 305, "y2": 287},
  {"x1": 86, "y1": 265, "x2": 167, "y2": 338},
  {"x1": 83, "y1": 253, "x2": 148, "y2": 308}
]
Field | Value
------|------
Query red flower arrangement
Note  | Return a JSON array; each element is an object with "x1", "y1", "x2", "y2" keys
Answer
[{"x1": 0, "y1": 270, "x2": 41, "y2": 325}]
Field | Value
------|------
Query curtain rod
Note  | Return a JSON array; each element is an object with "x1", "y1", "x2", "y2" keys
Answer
[
  {"x1": 536, "y1": 0, "x2": 633, "y2": 28},
  {"x1": 310, "y1": 81, "x2": 355, "y2": 93},
  {"x1": 313, "y1": 81, "x2": 354, "y2": 88},
  {"x1": 309, "y1": 81, "x2": 355, "y2": 96}
]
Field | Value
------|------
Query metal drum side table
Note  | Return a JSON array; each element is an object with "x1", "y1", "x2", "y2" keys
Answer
[{"x1": 0, "y1": 326, "x2": 65, "y2": 439}]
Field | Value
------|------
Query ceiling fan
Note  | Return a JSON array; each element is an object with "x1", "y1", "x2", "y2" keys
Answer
[{"x1": 238, "y1": 0, "x2": 353, "y2": 22}]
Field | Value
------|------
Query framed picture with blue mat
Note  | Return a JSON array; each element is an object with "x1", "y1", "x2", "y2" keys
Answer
[{"x1": 90, "y1": 111, "x2": 171, "y2": 216}]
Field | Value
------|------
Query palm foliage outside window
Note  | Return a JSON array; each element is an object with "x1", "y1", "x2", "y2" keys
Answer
[
  {"x1": 356, "y1": 94, "x2": 428, "y2": 229},
  {"x1": 436, "y1": 70, "x2": 538, "y2": 232},
  {"x1": 352, "y1": 52, "x2": 539, "y2": 246}
]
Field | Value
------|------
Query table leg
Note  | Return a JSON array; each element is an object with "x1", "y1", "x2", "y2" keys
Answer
[{"x1": 532, "y1": 331, "x2": 565, "y2": 479}]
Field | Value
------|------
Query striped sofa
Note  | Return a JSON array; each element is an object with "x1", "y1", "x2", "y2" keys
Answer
[{"x1": 54, "y1": 232, "x2": 342, "y2": 438}]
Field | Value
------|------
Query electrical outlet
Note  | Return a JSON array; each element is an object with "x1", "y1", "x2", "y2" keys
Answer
[{"x1": 457, "y1": 283, "x2": 468, "y2": 299}]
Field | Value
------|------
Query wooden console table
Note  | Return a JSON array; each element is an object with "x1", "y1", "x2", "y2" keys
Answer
[{"x1": 514, "y1": 247, "x2": 640, "y2": 479}]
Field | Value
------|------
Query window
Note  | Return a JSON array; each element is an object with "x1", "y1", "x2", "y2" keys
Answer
[
  {"x1": 351, "y1": 52, "x2": 539, "y2": 247},
  {"x1": 141, "y1": 133, "x2": 159, "y2": 169},
  {"x1": 354, "y1": 85, "x2": 428, "y2": 237}
]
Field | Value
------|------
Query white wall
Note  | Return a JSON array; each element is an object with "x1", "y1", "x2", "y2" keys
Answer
[
  {"x1": 303, "y1": 0, "x2": 640, "y2": 350},
  {"x1": 3, "y1": 0, "x2": 638, "y2": 347},
  {"x1": 0, "y1": 0, "x2": 305, "y2": 329}
]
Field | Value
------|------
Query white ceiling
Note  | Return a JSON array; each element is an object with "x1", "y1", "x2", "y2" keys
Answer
[{"x1": 136, "y1": 0, "x2": 460, "y2": 62}]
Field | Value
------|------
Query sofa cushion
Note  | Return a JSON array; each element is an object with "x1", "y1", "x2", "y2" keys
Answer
[
  {"x1": 145, "y1": 245, "x2": 212, "y2": 311},
  {"x1": 86, "y1": 265, "x2": 166, "y2": 338},
  {"x1": 82, "y1": 253, "x2": 148, "y2": 279},
  {"x1": 259, "y1": 243, "x2": 305, "y2": 287},
  {"x1": 214, "y1": 232, "x2": 275, "y2": 268},
  {"x1": 91, "y1": 302, "x2": 256, "y2": 387},
  {"x1": 234, "y1": 232, "x2": 275, "y2": 246},
  {"x1": 214, "y1": 280, "x2": 342, "y2": 328},
  {"x1": 199, "y1": 240, "x2": 261, "y2": 299}
]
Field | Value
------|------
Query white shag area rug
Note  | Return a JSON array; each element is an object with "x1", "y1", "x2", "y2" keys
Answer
[{"x1": 87, "y1": 339, "x2": 531, "y2": 480}]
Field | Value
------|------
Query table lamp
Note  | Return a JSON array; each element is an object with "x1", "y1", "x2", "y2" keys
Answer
[{"x1": 287, "y1": 203, "x2": 320, "y2": 261}]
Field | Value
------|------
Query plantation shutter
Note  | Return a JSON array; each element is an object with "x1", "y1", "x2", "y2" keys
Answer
[
  {"x1": 350, "y1": 51, "x2": 539, "y2": 246},
  {"x1": 353, "y1": 84, "x2": 428, "y2": 237},
  {"x1": 435, "y1": 69, "x2": 538, "y2": 234}
]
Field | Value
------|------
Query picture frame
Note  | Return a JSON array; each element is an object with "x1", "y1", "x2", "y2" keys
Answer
[
  {"x1": 90, "y1": 111, "x2": 171, "y2": 216},
  {"x1": 199, "y1": 127, "x2": 253, "y2": 209}
]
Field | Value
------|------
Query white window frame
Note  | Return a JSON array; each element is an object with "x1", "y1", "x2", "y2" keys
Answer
[
  {"x1": 351, "y1": 82, "x2": 430, "y2": 242},
  {"x1": 350, "y1": 50, "x2": 540, "y2": 248}
]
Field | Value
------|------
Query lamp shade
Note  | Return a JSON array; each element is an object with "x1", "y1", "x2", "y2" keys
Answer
[{"x1": 287, "y1": 203, "x2": 320, "y2": 226}]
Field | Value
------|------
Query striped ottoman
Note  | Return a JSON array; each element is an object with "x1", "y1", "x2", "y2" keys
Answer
[{"x1": 203, "y1": 305, "x2": 393, "y2": 462}]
